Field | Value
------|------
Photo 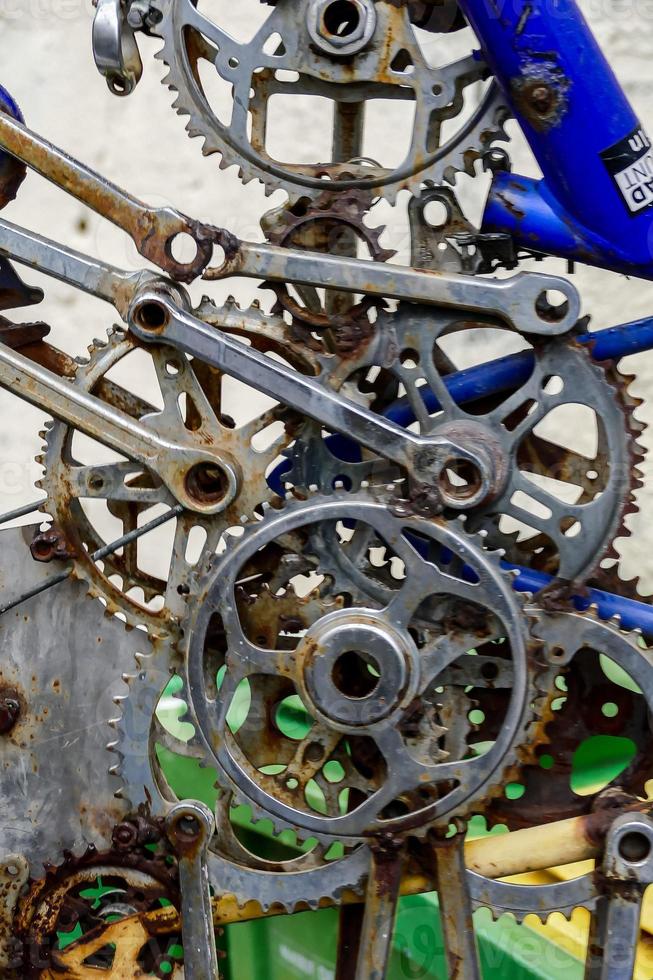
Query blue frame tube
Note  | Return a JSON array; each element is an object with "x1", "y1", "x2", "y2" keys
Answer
[{"x1": 458, "y1": 0, "x2": 653, "y2": 276}]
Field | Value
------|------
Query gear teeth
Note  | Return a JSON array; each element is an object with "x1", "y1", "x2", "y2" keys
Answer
[
  {"x1": 187, "y1": 490, "x2": 548, "y2": 847},
  {"x1": 38, "y1": 306, "x2": 296, "y2": 636},
  {"x1": 151, "y1": 6, "x2": 511, "y2": 204}
]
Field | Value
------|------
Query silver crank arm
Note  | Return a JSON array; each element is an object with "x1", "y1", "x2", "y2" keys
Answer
[
  {"x1": 0, "y1": 216, "x2": 158, "y2": 317},
  {"x1": 207, "y1": 236, "x2": 581, "y2": 336},
  {"x1": 0, "y1": 341, "x2": 235, "y2": 516},
  {"x1": 585, "y1": 813, "x2": 653, "y2": 980},
  {"x1": 166, "y1": 801, "x2": 220, "y2": 980},
  {"x1": 128, "y1": 286, "x2": 506, "y2": 505}
]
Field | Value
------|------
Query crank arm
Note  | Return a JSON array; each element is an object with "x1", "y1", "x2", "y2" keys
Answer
[
  {"x1": 207, "y1": 234, "x2": 581, "y2": 335},
  {"x1": 166, "y1": 801, "x2": 220, "y2": 980},
  {"x1": 0, "y1": 340, "x2": 236, "y2": 515},
  {"x1": 0, "y1": 111, "x2": 216, "y2": 282},
  {"x1": 354, "y1": 843, "x2": 403, "y2": 980},
  {"x1": 585, "y1": 813, "x2": 653, "y2": 979},
  {"x1": 0, "y1": 216, "x2": 164, "y2": 317},
  {"x1": 129, "y1": 287, "x2": 507, "y2": 505}
]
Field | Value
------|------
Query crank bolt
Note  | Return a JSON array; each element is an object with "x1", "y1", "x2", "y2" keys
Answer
[{"x1": 0, "y1": 695, "x2": 20, "y2": 735}]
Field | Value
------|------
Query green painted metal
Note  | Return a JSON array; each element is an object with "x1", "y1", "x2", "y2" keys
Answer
[
  {"x1": 155, "y1": 679, "x2": 638, "y2": 977},
  {"x1": 220, "y1": 897, "x2": 583, "y2": 979}
]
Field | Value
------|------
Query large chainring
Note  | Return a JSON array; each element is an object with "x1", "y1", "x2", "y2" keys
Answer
[
  {"x1": 149, "y1": 0, "x2": 510, "y2": 202},
  {"x1": 283, "y1": 305, "x2": 643, "y2": 583},
  {"x1": 38, "y1": 304, "x2": 321, "y2": 633},
  {"x1": 179, "y1": 492, "x2": 545, "y2": 841}
]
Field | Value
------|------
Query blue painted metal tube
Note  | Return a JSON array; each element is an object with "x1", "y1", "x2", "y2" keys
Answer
[
  {"x1": 458, "y1": 0, "x2": 653, "y2": 274},
  {"x1": 0, "y1": 85, "x2": 24, "y2": 210},
  {"x1": 483, "y1": 173, "x2": 652, "y2": 277},
  {"x1": 508, "y1": 564, "x2": 653, "y2": 636}
]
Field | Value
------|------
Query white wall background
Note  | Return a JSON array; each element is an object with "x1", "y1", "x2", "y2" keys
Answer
[{"x1": 0, "y1": 0, "x2": 651, "y2": 590}]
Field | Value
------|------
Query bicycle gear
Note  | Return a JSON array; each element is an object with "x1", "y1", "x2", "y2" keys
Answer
[
  {"x1": 180, "y1": 491, "x2": 547, "y2": 842},
  {"x1": 283, "y1": 306, "x2": 644, "y2": 583},
  {"x1": 37, "y1": 303, "x2": 321, "y2": 634},
  {"x1": 149, "y1": 0, "x2": 511, "y2": 203}
]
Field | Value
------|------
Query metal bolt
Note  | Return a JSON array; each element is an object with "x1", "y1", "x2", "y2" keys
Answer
[
  {"x1": 30, "y1": 527, "x2": 74, "y2": 564},
  {"x1": 529, "y1": 85, "x2": 555, "y2": 115},
  {"x1": 0, "y1": 695, "x2": 20, "y2": 735},
  {"x1": 112, "y1": 821, "x2": 139, "y2": 850},
  {"x1": 307, "y1": 0, "x2": 377, "y2": 58}
]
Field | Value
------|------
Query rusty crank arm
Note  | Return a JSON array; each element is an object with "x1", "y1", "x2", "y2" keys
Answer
[
  {"x1": 0, "y1": 110, "x2": 216, "y2": 283},
  {"x1": 0, "y1": 110, "x2": 580, "y2": 333}
]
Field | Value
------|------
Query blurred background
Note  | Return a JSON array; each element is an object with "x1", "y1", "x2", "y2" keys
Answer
[{"x1": 0, "y1": 0, "x2": 651, "y2": 590}]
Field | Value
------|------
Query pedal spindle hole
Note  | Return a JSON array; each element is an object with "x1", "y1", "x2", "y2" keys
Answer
[
  {"x1": 185, "y1": 461, "x2": 230, "y2": 506},
  {"x1": 323, "y1": 0, "x2": 361, "y2": 37},
  {"x1": 439, "y1": 457, "x2": 484, "y2": 502},
  {"x1": 618, "y1": 830, "x2": 652, "y2": 864},
  {"x1": 332, "y1": 650, "x2": 381, "y2": 699},
  {"x1": 134, "y1": 300, "x2": 170, "y2": 332}
]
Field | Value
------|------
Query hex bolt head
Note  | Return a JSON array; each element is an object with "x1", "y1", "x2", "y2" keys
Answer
[
  {"x1": 307, "y1": 0, "x2": 377, "y2": 58},
  {"x1": 0, "y1": 696, "x2": 20, "y2": 735},
  {"x1": 30, "y1": 527, "x2": 73, "y2": 564},
  {"x1": 112, "y1": 821, "x2": 140, "y2": 850}
]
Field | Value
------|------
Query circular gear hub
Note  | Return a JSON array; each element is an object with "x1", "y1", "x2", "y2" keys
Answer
[{"x1": 182, "y1": 492, "x2": 544, "y2": 841}]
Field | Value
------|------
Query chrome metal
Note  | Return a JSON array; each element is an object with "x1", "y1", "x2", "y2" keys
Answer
[
  {"x1": 585, "y1": 814, "x2": 653, "y2": 980},
  {"x1": 128, "y1": 288, "x2": 509, "y2": 504},
  {"x1": 206, "y1": 236, "x2": 580, "y2": 335},
  {"x1": 0, "y1": 215, "x2": 157, "y2": 316},
  {"x1": 93, "y1": 0, "x2": 143, "y2": 96},
  {"x1": 166, "y1": 801, "x2": 220, "y2": 980}
]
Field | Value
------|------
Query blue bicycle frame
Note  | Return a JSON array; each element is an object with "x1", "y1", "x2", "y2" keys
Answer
[{"x1": 459, "y1": 0, "x2": 653, "y2": 277}]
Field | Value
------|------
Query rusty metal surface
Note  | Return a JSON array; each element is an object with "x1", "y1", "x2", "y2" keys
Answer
[
  {"x1": 0, "y1": 524, "x2": 149, "y2": 872},
  {"x1": 0, "y1": 112, "x2": 215, "y2": 283},
  {"x1": 182, "y1": 493, "x2": 540, "y2": 840},
  {"x1": 0, "y1": 856, "x2": 29, "y2": 970},
  {"x1": 14, "y1": 840, "x2": 181, "y2": 978},
  {"x1": 0, "y1": 4, "x2": 649, "y2": 976},
  {"x1": 150, "y1": 0, "x2": 511, "y2": 204}
]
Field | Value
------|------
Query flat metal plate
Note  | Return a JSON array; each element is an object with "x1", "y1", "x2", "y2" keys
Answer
[{"x1": 0, "y1": 524, "x2": 147, "y2": 873}]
